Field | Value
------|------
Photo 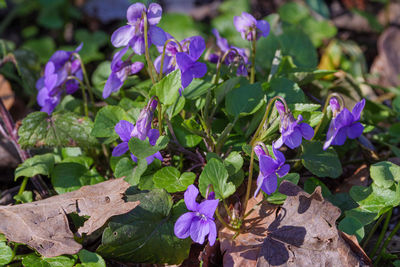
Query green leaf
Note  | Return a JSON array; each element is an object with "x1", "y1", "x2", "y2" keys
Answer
[
  {"x1": 266, "y1": 173, "x2": 300, "y2": 204},
  {"x1": 152, "y1": 70, "x2": 181, "y2": 106},
  {"x1": 198, "y1": 158, "x2": 235, "y2": 199},
  {"x1": 0, "y1": 242, "x2": 13, "y2": 265},
  {"x1": 157, "y1": 13, "x2": 203, "y2": 41},
  {"x1": 279, "y1": 26, "x2": 318, "y2": 68},
  {"x1": 265, "y1": 77, "x2": 306, "y2": 104},
  {"x1": 15, "y1": 153, "x2": 55, "y2": 180},
  {"x1": 301, "y1": 140, "x2": 342, "y2": 178},
  {"x1": 224, "y1": 151, "x2": 243, "y2": 175},
  {"x1": 115, "y1": 157, "x2": 148, "y2": 186},
  {"x1": 21, "y1": 254, "x2": 76, "y2": 267},
  {"x1": 92, "y1": 61, "x2": 111, "y2": 89},
  {"x1": 128, "y1": 136, "x2": 169, "y2": 159},
  {"x1": 305, "y1": 0, "x2": 330, "y2": 18},
  {"x1": 278, "y1": 2, "x2": 309, "y2": 24},
  {"x1": 166, "y1": 95, "x2": 185, "y2": 119},
  {"x1": 13, "y1": 191, "x2": 33, "y2": 203},
  {"x1": 172, "y1": 117, "x2": 202, "y2": 148},
  {"x1": 348, "y1": 183, "x2": 400, "y2": 224},
  {"x1": 51, "y1": 162, "x2": 105, "y2": 194},
  {"x1": 182, "y1": 79, "x2": 213, "y2": 100},
  {"x1": 370, "y1": 161, "x2": 400, "y2": 188},
  {"x1": 153, "y1": 167, "x2": 195, "y2": 193},
  {"x1": 304, "y1": 177, "x2": 332, "y2": 198},
  {"x1": 78, "y1": 249, "x2": 106, "y2": 267},
  {"x1": 97, "y1": 189, "x2": 191, "y2": 264},
  {"x1": 301, "y1": 18, "x2": 337, "y2": 47},
  {"x1": 18, "y1": 111, "x2": 97, "y2": 149},
  {"x1": 225, "y1": 82, "x2": 264, "y2": 117},
  {"x1": 22, "y1": 37, "x2": 55, "y2": 63},
  {"x1": 338, "y1": 216, "x2": 364, "y2": 242},
  {"x1": 91, "y1": 106, "x2": 130, "y2": 144},
  {"x1": 75, "y1": 30, "x2": 108, "y2": 63}
]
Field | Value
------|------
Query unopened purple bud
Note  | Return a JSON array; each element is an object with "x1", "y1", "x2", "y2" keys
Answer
[
  {"x1": 329, "y1": 97, "x2": 340, "y2": 117},
  {"x1": 149, "y1": 98, "x2": 158, "y2": 111}
]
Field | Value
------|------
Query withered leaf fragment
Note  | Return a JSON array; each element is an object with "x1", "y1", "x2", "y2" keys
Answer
[
  {"x1": 0, "y1": 178, "x2": 139, "y2": 258},
  {"x1": 219, "y1": 181, "x2": 371, "y2": 267},
  {"x1": 257, "y1": 181, "x2": 371, "y2": 267}
]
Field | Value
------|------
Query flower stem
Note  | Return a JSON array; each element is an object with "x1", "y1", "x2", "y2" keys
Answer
[
  {"x1": 14, "y1": 177, "x2": 28, "y2": 204},
  {"x1": 362, "y1": 212, "x2": 385, "y2": 249},
  {"x1": 143, "y1": 12, "x2": 156, "y2": 84},
  {"x1": 215, "y1": 205, "x2": 240, "y2": 232},
  {"x1": 158, "y1": 38, "x2": 183, "y2": 80},
  {"x1": 66, "y1": 76, "x2": 88, "y2": 117},
  {"x1": 375, "y1": 218, "x2": 400, "y2": 265},
  {"x1": 312, "y1": 92, "x2": 345, "y2": 140},
  {"x1": 241, "y1": 148, "x2": 255, "y2": 218},
  {"x1": 157, "y1": 101, "x2": 163, "y2": 135},
  {"x1": 370, "y1": 207, "x2": 392, "y2": 258},
  {"x1": 250, "y1": 29, "x2": 257, "y2": 84},
  {"x1": 72, "y1": 53, "x2": 95, "y2": 109},
  {"x1": 241, "y1": 96, "x2": 287, "y2": 218}
]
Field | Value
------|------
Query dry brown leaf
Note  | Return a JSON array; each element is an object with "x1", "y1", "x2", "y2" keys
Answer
[
  {"x1": 219, "y1": 193, "x2": 278, "y2": 267},
  {"x1": 219, "y1": 181, "x2": 371, "y2": 267},
  {"x1": 0, "y1": 178, "x2": 139, "y2": 257}
]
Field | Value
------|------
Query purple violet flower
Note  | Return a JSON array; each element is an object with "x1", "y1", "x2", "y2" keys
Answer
[
  {"x1": 174, "y1": 185, "x2": 218, "y2": 246},
  {"x1": 154, "y1": 32, "x2": 181, "y2": 75},
  {"x1": 254, "y1": 144, "x2": 290, "y2": 197},
  {"x1": 112, "y1": 99, "x2": 162, "y2": 164},
  {"x1": 207, "y1": 29, "x2": 248, "y2": 76},
  {"x1": 103, "y1": 47, "x2": 144, "y2": 99},
  {"x1": 111, "y1": 3, "x2": 166, "y2": 55},
  {"x1": 176, "y1": 36, "x2": 207, "y2": 89},
  {"x1": 273, "y1": 101, "x2": 314, "y2": 150},
  {"x1": 233, "y1": 12, "x2": 270, "y2": 41},
  {"x1": 36, "y1": 44, "x2": 83, "y2": 114},
  {"x1": 323, "y1": 99, "x2": 365, "y2": 150}
]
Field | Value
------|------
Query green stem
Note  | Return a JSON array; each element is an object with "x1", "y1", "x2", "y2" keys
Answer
[
  {"x1": 241, "y1": 96, "x2": 288, "y2": 218},
  {"x1": 143, "y1": 12, "x2": 156, "y2": 84},
  {"x1": 311, "y1": 92, "x2": 344, "y2": 140},
  {"x1": 250, "y1": 29, "x2": 257, "y2": 84},
  {"x1": 10, "y1": 244, "x2": 19, "y2": 261},
  {"x1": 252, "y1": 96, "x2": 288, "y2": 145},
  {"x1": 375, "y1": 218, "x2": 400, "y2": 265},
  {"x1": 157, "y1": 101, "x2": 163, "y2": 135},
  {"x1": 362, "y1": 213, "x2": 385, "y2": 249},
  {"x1": 158, "y1": 38, "x2": 183, "y2": 80},
  {"x1": 370, "y1": 208, "x2": 392, "y2": 258},
  {"x1": 215, "y1": 206, "x2": 240, "y2": 232},
  {"x1": 66, "y1": 76, "x2": 88, "y2": 117},
  {"x1": 241, "y1": 148, "x2": 255, "y2": 218},
  {"x1": 223, "y1": 198, "x2": 232, "y2": 219},
  {"x1": 15, "y1": 177, "x2": 29, "y2": 204},
  {"x1": 72, "y1": 53, "x2": 95, "y2": 109}
]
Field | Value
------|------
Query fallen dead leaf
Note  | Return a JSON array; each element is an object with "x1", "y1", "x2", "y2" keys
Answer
[
  {"x1": 219, "y1": 193, "x2": 278, "y2": 267},
  {"x1": 219, "y1": 181, "x2": 372, "y2": 267},
  {"x1": 0, "y1": 178, "x2": 139, "y2": 257}
]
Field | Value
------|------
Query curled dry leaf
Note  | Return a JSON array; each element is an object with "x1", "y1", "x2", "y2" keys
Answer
[
  {"x1": 219, "y1": 181, "x2": 372, "y2": 267},
  {"x1": 0, "y1": 178, "x2": 139, "y2": 258}
]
